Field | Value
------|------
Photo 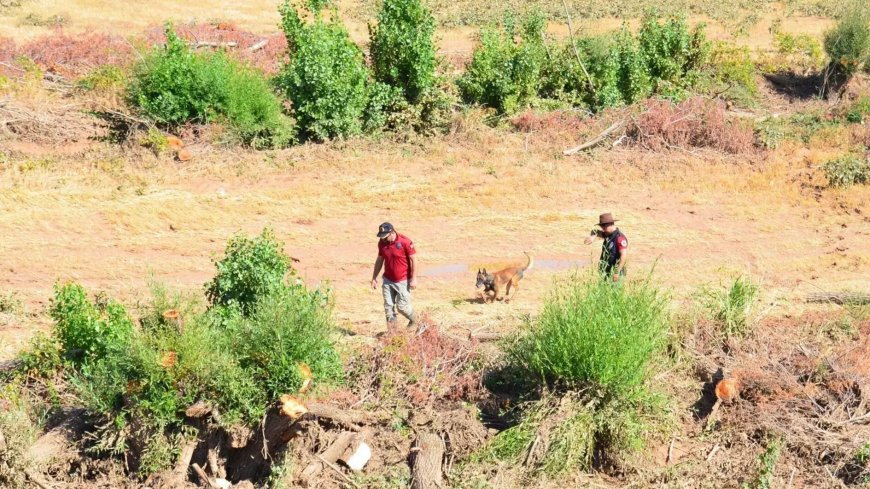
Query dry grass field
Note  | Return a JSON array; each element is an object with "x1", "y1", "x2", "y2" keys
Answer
[{"x1": 0, "y1": 1, "x2": 868, "y2": 487}]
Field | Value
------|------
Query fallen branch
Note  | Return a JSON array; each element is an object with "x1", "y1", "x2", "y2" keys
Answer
[
  {"x1": 706, "y1": 444, "x2": 720, "y2": 462},
  {"x1": 192, "y1": 463, "x2": 218, "y2": 489},
  {"x1": 192, "y1": 41, "x2": 239, "y2": 49},
  {"x1": 247, "y1": 39, "x2": 269, "y2": 52},
  {"x1": 563, "y1": 120, "x2": 624, "y2": 155},
  {"x1": 807, "y1": 292, "x2": 870, "y2": 305},
  {"x1": 300, "y1": 431, "x2": 355, "y2": 481}
]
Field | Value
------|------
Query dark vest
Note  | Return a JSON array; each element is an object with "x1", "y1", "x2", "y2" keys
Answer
[{"x1": 600, "y1": 229, "x2": 626, "y2": 274}]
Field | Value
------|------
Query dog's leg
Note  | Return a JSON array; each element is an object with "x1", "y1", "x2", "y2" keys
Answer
[
  {"x1": 507, "y1": 279, "x2": 519, "y2": 303},
  {"x1": 504, "y1": 281, "x2": 513, "y2": 303},
  {"x1": 491, "y1": 284, "x2": 500, "y2": 303}
]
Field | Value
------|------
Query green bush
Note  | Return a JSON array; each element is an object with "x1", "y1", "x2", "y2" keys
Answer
[
  {"x1": 50, "y1": 282, "x2": 133, "y2": 363},
  {"x1": 77, "y1": 65, "x2": 127, "y2": 93},
  {"x1": 507, "y1": 274, "x2": 669, "y2": 397},
  {"x1": 844, "y1": 95, "x2": 870, "y2": 123},
  {"x1": 223, "y1": 286, "x2": 342, "y2": 401},
  {"x1": 614, "y1": 27, "x2": 653, "y2": 105},
  {"x1": 277, "y1": 0, "x2": 369, "y2": 141},
  {"x1": 824, "y1": 153, "x2": 870, "y2": 188},
  {"x1": 698, "y1": 275, "x2": 760, "y2": 338},
  {"x1": 129, "y1": 26, "x2": 294, "y2": 149},
  {"x1": 638, "y1": 13, "x2": 709, "y2": 97},
  {"x1": 489, "y1": 274, "x2": 670, "y2": 474},
  {"x1": 824, "y1": 1, "x2": 870, "y2": 77},
  {"x1": 701, "y1": 42, "x2": 758, "y2": 105},
  {"x1": 204, "y1": 228, "x2": 292, "y2": 316},
  {"x1": 457, "y1": 10, "x2": 547, "y2": 114},
  {"x1": 369, "y1": 0, "x2": 437, "y2": 104}
]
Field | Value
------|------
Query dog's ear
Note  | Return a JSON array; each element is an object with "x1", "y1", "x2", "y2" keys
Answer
[{"x1": 483, "y1": 268, "x2": 487, "y2": 273}]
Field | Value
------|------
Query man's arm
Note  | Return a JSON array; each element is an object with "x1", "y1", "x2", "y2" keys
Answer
[
  {"x1": 408, "y1": 255, "x2": 417, "y2": 290},
  {"x1": 583, "y1": 229, "x2": 604, "y2": 245},
  {"x1": 614, "y1": 249, "x2": 628, "y2": 281},
  {"x1": 371, "y1": 255, "x2": 384, "y2": 289}
]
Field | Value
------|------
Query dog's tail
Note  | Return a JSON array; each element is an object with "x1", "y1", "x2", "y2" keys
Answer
[{"x1": 522, "y1": 251, "x2": 534, "y2": 272}]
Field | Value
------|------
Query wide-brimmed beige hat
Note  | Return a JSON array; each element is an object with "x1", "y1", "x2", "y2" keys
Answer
[{"x1": 597, "y1": 213, "x2": 619, "y2": 226}]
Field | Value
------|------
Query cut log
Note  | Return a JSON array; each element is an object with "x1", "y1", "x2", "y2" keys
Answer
[
  {"x1": 300, "y1": 431, "x2": 355, "y2": 481},
  {"x1": 174, "y1": 438, "x2": 198, "y2": 478},
  {"x1": 807, "y1": 292, "x2": 870, "y2": 305},
  {"x1": 226, "y1": 407, "x2": 308, "y2": 481},
  {"x1": 339, "y1": 428, "x2": 374, "y2": 472},
  {"x1": 410, "y1": 433, "x2": 444, "y2": 489}
]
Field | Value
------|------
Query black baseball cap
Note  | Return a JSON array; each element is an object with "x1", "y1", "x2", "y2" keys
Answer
[{"x1": 376, "y1": 222, "x2": 394, "y2": 238}]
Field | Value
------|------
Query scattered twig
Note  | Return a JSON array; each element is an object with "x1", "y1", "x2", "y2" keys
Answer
[
  {"x1": 316, "y1": 454, "x2": 361, "y2": 489},
  {"x1": 787, "y1": 468, "x2": 796, "y2": 488},
  {"x1": 705, "y1": 444, "x2": 720, "y2": 462},
  {"x1": 666, "y1": 438, "x2": 675, "y2": 464}
]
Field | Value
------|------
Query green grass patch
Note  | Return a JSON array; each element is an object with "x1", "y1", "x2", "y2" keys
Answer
[{"x1": 698, "y1": 274, "x2": 760, "y2": 338}]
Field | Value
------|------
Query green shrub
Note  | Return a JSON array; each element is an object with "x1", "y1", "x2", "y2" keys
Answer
[
  {"x1": 50, "y1": 282, "x2": 133, "y2": 363},
  {"x1": 129, "y1": 26, "x2": 294, "y2": 149},
  {"x1": 0, "y1": 291, "x2": 22, "y2": 314},
  {"x1": 277, "y1": 0, "x2": 369, "y2": 141},
  {"x1": 754, "y1": 117, "x2": 786, "y2": 150},
  {"x1": 489, "y1": 275, "x2": 670, "y2": 474},
  {"x1": 702, "y1": 42, "x2": 758, "y2": 105},
  {"x1": 507, "y1": 274, "x2": 669, "y2": 397},
  {"x1": 457, "y1": 10, "x2": 547, "y2": 114},
  {"x1": 699, "y1": 275, "x2": 759, "y2": 338},
  {"x1": 824, "y1": 1, "x2": 870, "y2": 77},
  {"x1": 77, "y1": 65, "x2": 127, "y2": 93},
  {"x1": 638, "y1": 12, "x2": 709, "y2": 97},
  {"x1": 369, "y1": 0, "x2": 436, "y2": 104},
  {"x1": 19, "y1": 332, "x2": 63, "y2": 378},
  {"x1": 844, "y1": 95, "x2": 870, "y2": 123},
  {"x1": 824, "y1": 153, "x2": 870, "y2": 188},
  {"x1": 224, "y1": 286, "x2": 342, "y2": 401},
  {"x1": 205, "y1": 228, "x2": 293, "y2": 315},
  {"x1": 614, "y1": 27, "x2": 653, "y2": 105}
]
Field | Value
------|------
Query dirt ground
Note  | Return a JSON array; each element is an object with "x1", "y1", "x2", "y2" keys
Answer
[{"x1": 1, "y1": 97, "x2": 868, "y2": 360}]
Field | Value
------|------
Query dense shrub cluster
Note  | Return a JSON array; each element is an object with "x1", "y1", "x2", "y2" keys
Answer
[
  {"x1": 459, "y1": 12, "x2": 711, "y2": 114},
  {"x1": 21, "y1": 229, "x2": 342, "y2": 477},
  {"x1": 129, "y1": 26, "x2": 295, "y2": 149},
  {"x1": 824, "y1": 153, "x2": 870, "y2": 188}
]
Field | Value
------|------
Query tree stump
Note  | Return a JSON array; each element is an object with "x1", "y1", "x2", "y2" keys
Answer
[{"x1": 410, "y1": 433, "x2": 444, "y2": 489}]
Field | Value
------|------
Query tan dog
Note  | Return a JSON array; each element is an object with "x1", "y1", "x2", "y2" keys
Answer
[{"x1": 475, "y1": 252, "x2": 533, "y2": 303}]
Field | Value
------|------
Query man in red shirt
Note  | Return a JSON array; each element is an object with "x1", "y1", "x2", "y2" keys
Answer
[
  {"x1": 583, "y1": 213, "x2": 628, "y2": 282},
  {"x1": 371, "y1": 222, "x2": 417, "y2": 328}
]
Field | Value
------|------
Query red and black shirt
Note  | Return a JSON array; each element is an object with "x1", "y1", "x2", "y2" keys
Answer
[
  {"x1": 600, "y1": 229, "x2": 628, "y2": 274},
  {"x1": 378, "y1": 233, "x2": 416, "y2": 282}
]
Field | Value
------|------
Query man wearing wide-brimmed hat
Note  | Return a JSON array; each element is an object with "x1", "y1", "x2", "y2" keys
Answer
[
  {"x1": 371, "y1": 222, "x2": 417, "y2": 329},
  {"x1": 583, "y1": 213, "x2": 628, "y2": 282}
]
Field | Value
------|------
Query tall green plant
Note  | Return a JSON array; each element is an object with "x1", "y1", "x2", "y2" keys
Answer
[
  {"x1": 507, "y1": 274, "x2": 669, "y2": 397},
  {"x1": 638, "y1": 13, "x2": 709, "y2": 96},
  {"x1": 699, "y1": 275, "x2": 760, "y2": 338},
  {"x1": 129, "y1": 26, "x2": 294, "y2": 148},
  {"x1": 204, "y1": 228, "x2": 292, "y2": 315},
  {"x1": 457, "y1": 10, "x2": 547, "y2": 114},
  {"x1": 50, "y1": 282, "x2": 132, "y2": 363},
  {"x1": 277, "y1": 0, "x2": 369, "y2": 141},
  {"x1": 369, "y1": 0, "x2": 437, "y2": 103},
  {"x1": 824, "y1": 1, "x2": 870, "y2": 77}
]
